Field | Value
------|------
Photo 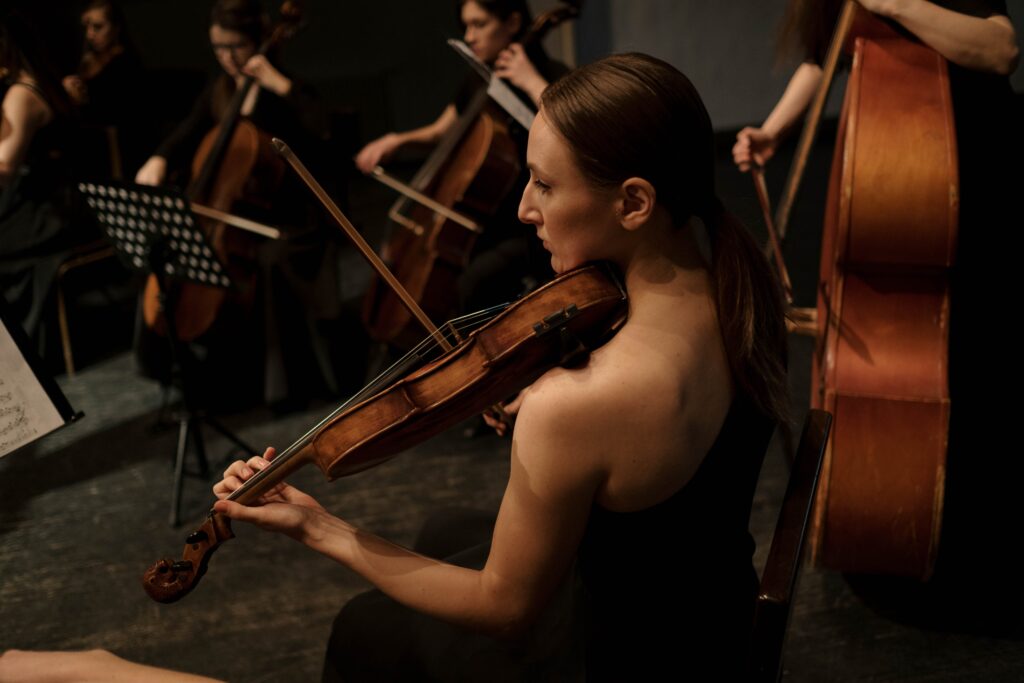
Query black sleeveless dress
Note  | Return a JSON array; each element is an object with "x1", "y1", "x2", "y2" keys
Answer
[
  {"x1": 578, "y1": 394, "x2": 774, "y2": 680},
  {"x1": 322, "y1": 394, "x2": 775, "y2": 682}
]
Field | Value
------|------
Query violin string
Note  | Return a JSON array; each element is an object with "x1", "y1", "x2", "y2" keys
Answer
[{"x1": 225, "y1": 302, "x2": 511, "y2": 502}]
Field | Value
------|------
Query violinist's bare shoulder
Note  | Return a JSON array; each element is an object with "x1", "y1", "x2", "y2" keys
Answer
[{"x1": 511, "y1": 314, "x2": 732, "y2": 511}]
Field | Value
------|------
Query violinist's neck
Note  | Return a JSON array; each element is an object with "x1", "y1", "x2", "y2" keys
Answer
[{"x1": 620, "y1": 219, "x2": 712, "y2": 325}]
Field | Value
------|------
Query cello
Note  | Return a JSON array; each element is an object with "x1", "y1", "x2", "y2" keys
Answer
[
  {"x1": 140, "y1": 2, "x2": 303, "y2": 342},
  {"x1": 361, "y1": 4, "x2": 581, "y2": 348},
  {"x1": 758, "y1": 1, "x2": 955, "y2": 580}
]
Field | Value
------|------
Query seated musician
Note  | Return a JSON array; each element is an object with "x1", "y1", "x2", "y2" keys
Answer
[
  {"x1": 0, "y1": 8, "x2": 98, "y2": 364},
  {"x1": 62, "y1": 0, "x2": 146, "y2": 175},
  {"x1": 134, "y1": 0, "x2": 350, "y2": 412},
  {"x1": 356, "y1": 0, "x2": 570, "y2": 314}
]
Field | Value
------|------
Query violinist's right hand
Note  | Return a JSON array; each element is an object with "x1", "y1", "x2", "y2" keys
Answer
[
  {"x1": 212, "y1": 447, "x2": 329, "y2": 543},
  {"x1": 354, "y1": 133, "x2": 401, "y2": 174},
  {"x1": 732, "y1": 127, "x2": 778, "y2": 173},
  {"x1": 135, "y1": 156, "x2": 167, "y2": 186}
]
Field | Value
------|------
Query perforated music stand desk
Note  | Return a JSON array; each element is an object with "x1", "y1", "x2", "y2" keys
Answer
[{"x1": 77, "y1": 181, "x2": 256, "y2": 526}]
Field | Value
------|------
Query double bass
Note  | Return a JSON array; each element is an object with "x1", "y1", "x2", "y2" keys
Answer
[
  {"x1": 362, "y1": 4, "x2": 581, "y2": 348},
  {"x1": 141, "y1": 2, "x2": 303, "y2": 342},
  {"x1": 760, "y1": 2, "x2": 955, "y2": 580}
]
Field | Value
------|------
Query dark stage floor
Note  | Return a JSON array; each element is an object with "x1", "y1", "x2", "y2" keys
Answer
[{"x1": 2, "y1": 131, "x2": 1021, "y2": 681}]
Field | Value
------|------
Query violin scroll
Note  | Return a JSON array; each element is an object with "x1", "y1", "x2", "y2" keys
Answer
[{"x1": 142, "y1": 513, "x2": 235, "y2": 603}]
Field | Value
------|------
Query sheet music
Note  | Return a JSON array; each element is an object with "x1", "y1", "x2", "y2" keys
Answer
[
  {"x1": 448, "y1": 39, "x2": 536, "y2": 131},
  {"x1": 0, "y1": 319, "x2": 64, "y2": 457}
]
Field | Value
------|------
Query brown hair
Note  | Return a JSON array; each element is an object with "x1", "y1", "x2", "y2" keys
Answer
[
  {"x1": 540, "y1": 53, "x2": 789, "y2": 425},
  {"x1": 776, "y1": 0, "x2": 844, "y2": 66}
]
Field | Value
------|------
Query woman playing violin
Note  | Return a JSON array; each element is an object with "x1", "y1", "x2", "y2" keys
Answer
[
  {"x1": 62, "y1": 1, "x2": 143, "y2": 153},
  {"x1": 134, "y1": 0, "x2": 349, "y2": 411},
  {"x1": 213, "y1": 53, "x2": 789, "y2": 680}
]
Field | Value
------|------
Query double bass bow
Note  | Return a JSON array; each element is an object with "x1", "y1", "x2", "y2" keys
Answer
[
  {"x1": 753, "y1": 1, "x2": 955, "y2": 580},
  {"x1": 141, "y1": 2, "x2": 303, "y2": 342},
  {"x1": 361, "y1": 3, "x2": 582, "y2": 348},
  {"x1": 142, "y1": 141, "x2": 627, "y2": 603}
]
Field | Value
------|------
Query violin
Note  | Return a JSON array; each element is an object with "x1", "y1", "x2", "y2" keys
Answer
[
  {"x1": 141, "y1": 2, "x2": 303, "y2": 342},
  {"x1": 361, "y1": 2, "x2": 582, "y2": 348},
  {"x1": 143, "y1": 135, "x2": 626, "y2": 603},
  {"x1": 143, "y1": 262, "x2": 626, "y2": 602}
]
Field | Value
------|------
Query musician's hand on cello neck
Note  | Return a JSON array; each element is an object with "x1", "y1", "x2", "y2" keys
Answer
[
  {"x1": 732, "y1": 61, "x2": 822, "y2": 173},
  {"x1": 240, "y1": 54, "x2": 293, "y2": 97},
  {"x1": 855, "y1": 0, "x2": 1019, "y2": 74},
  {"x1": 494, "y1": 43, "x2": 548, "y2": 106},
  {"x1": 354, "y1": 105, "x2": 459, "y2": 174}
]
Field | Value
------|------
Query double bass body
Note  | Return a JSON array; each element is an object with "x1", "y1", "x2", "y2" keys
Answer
[{"x1": 810, "y1": 20, "x2": 957, "y2": 579}]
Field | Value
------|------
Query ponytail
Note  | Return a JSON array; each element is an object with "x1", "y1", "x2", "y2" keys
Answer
[{"x1": 702, "y1": 197, "x2": 790, "y2": 427}]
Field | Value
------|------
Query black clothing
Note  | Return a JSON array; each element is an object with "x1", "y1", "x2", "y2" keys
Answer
[
  {"x1": 578, "y1": 395, "x2": 773, "y2": 680},
  {"x1": 70, "y1": 49, "x2": 148, "y2": 176},
  {"x1": 321, "y1": 395, "x2": 775, "y2": 681},
  {"x1": 0, "y1": 80, "x2": 97, "y2": 360}
]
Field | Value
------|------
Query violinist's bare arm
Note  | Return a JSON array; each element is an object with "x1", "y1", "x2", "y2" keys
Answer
[
  {"x1": 354, "y1": 105, "x2": 459, "y2": 174},
  {"x1": 0, "y1": 649, "x2": 222, "y2": 683},
  {"x1": 214, "y1": 377, "x2": 606, "y2": 637},
  {"x1": 857, "y1": 0, "x2": 1019, "y2": 74},
  {"x1": 494, "y1": 43, "x2": 548, "y2": 106},
  {"x1": 732, "y1": 61, "x2": 822, "y2": 173},
  {"x1": 0, "y1": 83, "x2": 51, "y2": 187}
]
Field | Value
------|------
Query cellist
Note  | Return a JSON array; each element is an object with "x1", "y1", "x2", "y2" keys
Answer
[
  {"x1": 133, "y1": 0, "x2": 350, "y2": 412},
  {"x1": 355, "y1": 0, "x2": 570, "y2": 314},
  {"x1": 733, "y1": 0, "x2": 1021, "y2": 608}
]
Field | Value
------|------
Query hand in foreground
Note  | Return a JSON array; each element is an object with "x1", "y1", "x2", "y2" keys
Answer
[
  {"x1": 212, "y1": 447, "x2": 327, "y2": 542},
  {"x1": 0, "y1": 649, "x2": 222, "y2": 683},
  {"x1": 732, "y1": 127, "x2": 778, "y2": 173}
]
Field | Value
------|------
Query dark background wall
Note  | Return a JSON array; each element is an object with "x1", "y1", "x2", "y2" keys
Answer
[{"x1": 22, "y1": 0, "x2": 1024, "y2": 158}]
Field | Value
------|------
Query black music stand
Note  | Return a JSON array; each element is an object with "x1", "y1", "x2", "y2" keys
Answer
[{"x1": 77, "y1": 181, "x2": 256, "y2": 526}]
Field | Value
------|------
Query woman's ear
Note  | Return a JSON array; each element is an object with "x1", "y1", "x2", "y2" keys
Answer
[{"x1": 618, "y1": 178, "x2": 656, "y2": 231}]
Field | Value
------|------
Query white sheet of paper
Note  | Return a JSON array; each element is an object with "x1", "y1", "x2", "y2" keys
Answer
[
  {"x1": 0, "y1": 319, "x2": 64, "y2": 457},
  {"x1": 448, "y1": 39, "x2": 535, "y2": 131}
]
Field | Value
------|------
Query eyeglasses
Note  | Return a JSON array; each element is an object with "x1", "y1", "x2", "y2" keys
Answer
[{"x1": 211, "y1": 41, "x2": 252, "y2": 53}]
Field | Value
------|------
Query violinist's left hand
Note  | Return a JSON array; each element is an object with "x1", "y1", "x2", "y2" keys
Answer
[
  {"x1": 242, "y1": 55, "x2": 293, "y2": 97},
  {"x1": 212, "y1": 447, "x2": 328, "y2": 543},
  {"x1": 494, "y1": 43, "x2": 548, "y2": 107}
]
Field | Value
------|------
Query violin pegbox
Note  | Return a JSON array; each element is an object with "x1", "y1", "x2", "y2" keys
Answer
[{"x1": 142, "y1": 513, "x2": 235, "y2": 603}]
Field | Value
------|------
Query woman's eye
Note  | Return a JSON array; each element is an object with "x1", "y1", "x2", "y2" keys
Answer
[{"x1": 533, "y1": 179, "x2": 550, "y2": 193}]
